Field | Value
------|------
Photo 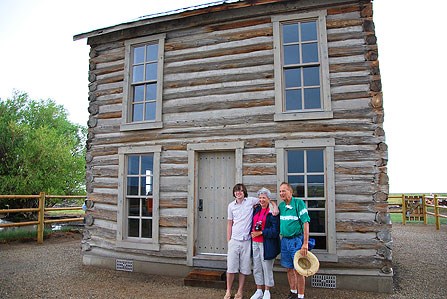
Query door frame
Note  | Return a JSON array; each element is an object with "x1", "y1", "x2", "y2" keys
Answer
[{"x1": 186, "y1": 141, "x2": 244, "y2": 266}]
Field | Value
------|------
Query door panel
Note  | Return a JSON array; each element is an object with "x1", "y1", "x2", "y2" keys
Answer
[{"x1": 197, "y1": 151, "x2": 235, "y2": 255}]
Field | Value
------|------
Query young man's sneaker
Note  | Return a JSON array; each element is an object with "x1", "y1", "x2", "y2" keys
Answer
[{"x1": 286, "y1": 291, "x2": 298, "y2": 299}]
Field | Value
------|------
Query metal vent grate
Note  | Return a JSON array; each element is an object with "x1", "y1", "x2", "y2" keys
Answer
[
  {"x1": 116, "y1": 259, "x2": 133, "y2": 272},
  {"x1": 311, "y1": 274, "x2": 336, "y2": 288}
]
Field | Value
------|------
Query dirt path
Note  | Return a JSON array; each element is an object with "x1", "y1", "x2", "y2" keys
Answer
[{"x1": 1, "y1": 224, "x2": 446, "y2": 298}]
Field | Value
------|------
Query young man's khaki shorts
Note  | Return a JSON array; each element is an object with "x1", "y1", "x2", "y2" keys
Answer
[{"x1": 227, "y1": 239, "x2": 252, "y2": 275}]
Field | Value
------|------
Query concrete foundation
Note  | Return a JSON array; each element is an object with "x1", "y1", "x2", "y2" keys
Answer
[{"x1": 83, "y1": 254, "x2": 393, "y2": 293}]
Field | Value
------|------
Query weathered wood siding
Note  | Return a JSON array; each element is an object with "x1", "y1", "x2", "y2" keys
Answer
[{"x1": 83, "y1": 0, "x2": 390, "y2": 272}]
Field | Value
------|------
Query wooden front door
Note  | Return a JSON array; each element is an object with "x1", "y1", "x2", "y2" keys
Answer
[{"x1": 197, "y1": 151, "x2": 235, "y2": 255}]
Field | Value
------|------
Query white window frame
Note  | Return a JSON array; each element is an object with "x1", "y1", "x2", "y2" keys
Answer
[
  {"x1": 272, "y1": 10, "x2": 333, "y2": 121},
  {"x1": 117, "y1": 145, "x2": 161, "y2": 251},
  {"x1": 276, "y1": 138, "x2": 337, "y2": 262},
  {"x1": 121, "y1": 34, "x2": 166, "y2": 131}
]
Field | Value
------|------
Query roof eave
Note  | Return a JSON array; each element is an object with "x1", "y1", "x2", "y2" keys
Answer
[
  {"x1": 73, "y1": 0, "x2": 243, "y2": 41},
  {"x1": 73, "y1": 0, "x2": 290, "y2": 41}
]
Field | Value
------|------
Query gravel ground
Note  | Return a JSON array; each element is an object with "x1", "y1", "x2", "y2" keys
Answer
[{"x1": 1, "y1": 224, "x2": 446, "y2": 299}]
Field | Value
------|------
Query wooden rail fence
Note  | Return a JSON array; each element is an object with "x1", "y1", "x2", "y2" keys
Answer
[
  {"x1": 388, "y1": 194, "x2": 447, "y2": 229},
  {"x1": 0, "y1": 193, "x2": 85, "y2": 243}
]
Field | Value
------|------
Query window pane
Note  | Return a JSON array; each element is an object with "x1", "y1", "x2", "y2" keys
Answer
[
  {"x1": 145, "y1": 183, "x2": 153, "y2": 196},
  {"x1": 288, "y1": 150, "x2": 304, "y2": 173},
  {"x1": 132, "y1": 65, "x2": 144, "y2": 83},
  {"x1": 301, "y1": 21, "x2": 317, "y2": 41},
  {"x1": 128, "y1": 156, "x2": 140, "y2": 175},
  {"x1": 302, "y1": 43, "x2": 319, "y2": 63},
  {"x1": 145, "y1": 102, "x2": 156, "y2": 121},
  {"x1": 283, "y1": 23, "x2": 299, "y2": 43},
  {"x1": 285, "y1": 68, "x2": 301, "y2": 88},
  {"x1": 133, "y1": 85, "x2": 144, "y2": 102},
  {"x1": 142, "y1": 219, "x2": 152, "y2": 238},
  {"x1": 128, "y1": 198, "x2": 140, "y2": 216},
  {"x1": 307, "y1": 150, "x2": 324, "y2": 172},
  {"x1": 309, "y1": 210, "x2": 325, "y2": 233},
  {"x1": 285, "y1": 89, "x2": 302, "y2": 111},
  {"x1": 128, "y1": 219, "x2": 139, "y2": 237},
  {"x1": 307, "y1": 200, "x2": 326, "y2": 208},
  {"x1": 141, "y1": 155, "x2": 154, "y2": 173},
  {"x1": 142, "y1": 156, "x2": 153, "y2": 195},
  {"x1": 133, "y1": 46, "x2": 145, "y2": 64},
  {"x1": 127, "y1": 177, "x2": 139, "y2": 195},
  {"x1": 304, "y1": 88, "x2": 321, "y2": 109},
  {"x1": 308, "y1": 175, "x2": 325, "y2": 197},
  {"x1": 146, "y1": 83, "x2": 157, "y2": 100},
  {"x1": 288, "y1": 175, "x2": 304, "y2": 197},
  {"x1": 284, "y1": 44, "x2": 300, "y2": 65},
  {"x1": 146, "y1": 44, "x2": 158, "y2": 61},
  {"x1": 303, "y1": 66, "x2": 320, "y2": 86},
  {"x1": 143, "y1": 198, "x2": 153, "y2": 216},
  {"x1": 313, "y1": 235, "x2": 326, "y2": 250},
  {"x1": 132, "y1": 103, "x2": 144, "y2": 122},
  {"x1": 140, "y1": 177, "x2": 147, "y2": 196},
  {"x1": 145, "y1": 62, "x2": 158, "y2": 81}
]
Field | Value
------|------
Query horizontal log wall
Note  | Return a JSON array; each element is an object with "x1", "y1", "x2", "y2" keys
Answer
[{"x1": 84, "y1": 0, "x2": 390, "y2": 272}]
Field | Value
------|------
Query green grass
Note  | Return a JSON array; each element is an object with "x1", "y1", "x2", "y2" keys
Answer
[
  {"x1": 390, "y1": 212, "x2": 447, "y2": 225},
  {"x1": 388, "y1": 193, "x2": 447, "y2": 225}
]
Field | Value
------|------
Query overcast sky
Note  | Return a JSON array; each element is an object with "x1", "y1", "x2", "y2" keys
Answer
[{"x1": 0, "y1": 0, "x2": 445, "y2": 193}]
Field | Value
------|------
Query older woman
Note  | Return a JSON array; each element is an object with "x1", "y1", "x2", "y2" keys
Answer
[{"x1": 250, "y1": 188, "x2": 281, "y2": 299}]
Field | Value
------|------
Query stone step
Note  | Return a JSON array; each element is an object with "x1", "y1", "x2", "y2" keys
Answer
[{"x1": 184, "y1": 268, "x2": 226, "y2": 289}]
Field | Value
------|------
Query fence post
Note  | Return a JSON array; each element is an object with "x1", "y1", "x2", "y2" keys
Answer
[
  {"x1": 422, "y1": 195, "x2": 427, "y2": 225},
  {"x1": 401, "y1": 194, "x2": 406, "y2": 225},
  {"x1": 37, "y1": 192, "x2": 45, "y2": 243},
  {"x1": 434, "y1": 194, "x2": 440, "y2": 230}
]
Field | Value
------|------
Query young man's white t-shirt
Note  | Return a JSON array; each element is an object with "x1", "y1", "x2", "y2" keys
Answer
[{"x1": 227, "y1": 196, "x2": 259, "y2": 241}]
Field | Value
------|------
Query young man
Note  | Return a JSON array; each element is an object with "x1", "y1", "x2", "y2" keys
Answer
[
  {"x1": 278, "y1": 182, "x2": 311, "y2": 299},
  {"x1": 225, "y1": 183, "x2": 278, "y2": 299}
]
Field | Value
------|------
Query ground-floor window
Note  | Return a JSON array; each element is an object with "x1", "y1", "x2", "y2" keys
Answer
[
  {"x1": 126, "y1": 154, "x2": 154, "y2": 238},
  {"x1": 276, "y1": 139, "x2": 336, "y2": 258},
  {"x1": 117, "y1": 145, "x2": 161, "y2": 251}
]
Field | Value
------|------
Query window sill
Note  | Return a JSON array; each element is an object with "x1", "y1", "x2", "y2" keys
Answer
[
  {"x1": 274, "y1": 111, "x2": 333, "y2": 122},
  {"x1": 116, "y1": 240, "x2": 160, "y2": 251},
  {"x1": 313, "y1": 251, "x2": 338, "y2": 262},
  {"x1": 120, "y1": 121, "x2": 163, "y2": 131}
]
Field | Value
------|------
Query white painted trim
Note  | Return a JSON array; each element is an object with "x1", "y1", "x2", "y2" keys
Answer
[{"x1": 275, "y1": 138, "x2": 335, "y2": 148}]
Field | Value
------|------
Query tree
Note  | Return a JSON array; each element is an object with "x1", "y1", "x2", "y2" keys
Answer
[{"x1": 0, "y1": 91, "x2": 86, "y2": 210}]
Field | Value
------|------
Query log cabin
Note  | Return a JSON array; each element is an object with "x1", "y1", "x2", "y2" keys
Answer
[{"x1": 74, "y1": 0, "x2": 391, "y2": 293}]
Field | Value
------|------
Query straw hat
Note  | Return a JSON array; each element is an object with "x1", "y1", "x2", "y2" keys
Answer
[{"x1": 293, "y1": 250, "x2": 319, "y2": 277}]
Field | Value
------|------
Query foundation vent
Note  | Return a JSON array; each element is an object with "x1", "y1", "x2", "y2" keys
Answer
[
  {"x1": 311, "y1": 274, "x2": 336, "y2": 288},
  {"x1": 116, "y1": 259, "x2": 134, "y2": 272}
]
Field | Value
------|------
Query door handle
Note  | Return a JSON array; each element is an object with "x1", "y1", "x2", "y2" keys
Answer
[{"x1": 198, "y1": 199, "x2": 203, "y2": 211}]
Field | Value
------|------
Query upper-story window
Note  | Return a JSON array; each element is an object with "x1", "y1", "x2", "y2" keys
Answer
[
  {"x1": 272, "y1": 10, "x2": 333, "y2": 121},
  {"x1": 121, "y1": 34, "x2": 165, "y2": 131}
]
